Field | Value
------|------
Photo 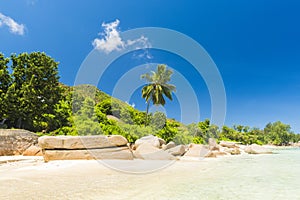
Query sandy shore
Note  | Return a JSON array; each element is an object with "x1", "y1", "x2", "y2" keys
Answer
[
  {"x1": 0, "y1": 156, "x2": 217, "y2": 200},
  {"x1": 1, "y1": 149, "x2": 299, "y2": 200}
]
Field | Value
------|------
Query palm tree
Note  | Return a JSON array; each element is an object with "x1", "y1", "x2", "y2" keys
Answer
[{"x1": 141, "y1": 64, "x2": 176, "y2": 125}]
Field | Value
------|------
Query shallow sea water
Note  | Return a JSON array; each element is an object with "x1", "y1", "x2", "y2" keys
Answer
[{"x1": 0, "y1": 148, "x2": 299, "y2": 200}]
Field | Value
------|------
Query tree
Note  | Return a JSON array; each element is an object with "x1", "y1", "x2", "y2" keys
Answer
[
  {"x1": 156, "y1": 119, "x2": 180, "y2": 143},
  {"x1": 73, "y1": 97, "x2": 103, "y2": 135},
  {"x1": 233, "y1": 124, "x2": 244, "y2": 132},
  {"x1": 150, "y1": 111, "x2": 167, "y2": 130},
  {"x1": 141, "y1": 64, "x2": 176, "y2": 125},
  {"x1": 0, "y1": 53, "x2": 11, "y2": 120},
  {"x1": 6, "y1": 52, "x2": 62, "y2": 131},
  {"x1": 187, "y1": 119, "x2": 220, "y2": 144},
  {"x1": 220, "y1": 125, "x2": 237, "y2": 141},
  {"x1": 264, "y1": 121, "x2": 293, "y2": 145}
]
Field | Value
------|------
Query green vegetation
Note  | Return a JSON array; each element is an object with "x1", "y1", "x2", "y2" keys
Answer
[
  {"x1": 1, "y1": 52, "x2": 61, "y2": 131},
  {"x1": 219, "y1": 121, "x2": 300, "y2": 145},
  {"x1": 1, "y1": 51, "x2": 299, "y2": 146}
]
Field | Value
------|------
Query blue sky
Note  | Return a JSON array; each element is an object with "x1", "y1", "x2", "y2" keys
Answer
[{"x1": 1, "y1": 0, "x2": 300, "y2": 132}]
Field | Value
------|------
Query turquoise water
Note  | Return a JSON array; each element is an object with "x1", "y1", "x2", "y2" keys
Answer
[
  {"x1": 1, "y1": 148, "x2": 300, "y2": 200},
  {"x1": 104, "y1": 148, "x2": 300, "y2": 200},
  {"x1": 167, "y1": 148, "x2": 300, "y2": 200}
]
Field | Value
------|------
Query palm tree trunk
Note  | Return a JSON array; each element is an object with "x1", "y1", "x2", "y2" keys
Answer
[{"x1": 145, "y1": 101, "x2": 150, "y2": 126}]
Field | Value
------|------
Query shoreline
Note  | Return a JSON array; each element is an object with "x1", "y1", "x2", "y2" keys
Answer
[
  {"x1": 1, "y1": 143, "x2": 297, "y2": 167},
  {"x1": 1, "y1": 149, "x2": 299, "y2": 200},
  {"x1": 0, "y1": 149, "x2": 270, "y2": 172},
  {"x1": 0, "y1": 143, "x2": 297, "y2": 169}
]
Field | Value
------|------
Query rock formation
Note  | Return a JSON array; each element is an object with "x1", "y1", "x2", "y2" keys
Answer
[
  {"x1": 134, "y1": 135, "x2": 163, "y2": 149},
  {"x1": 22, "y1": 145, "x2": 43, "y2": 156},
  {"x1": 162, "y1": 141, "x2": 176, "y2": 150},
  {"x1": 0, "y1": 129, "x2": 39, "y2": 156},
  {"x1": 244, "y1": 144, "x2": 272, "y2": 154},
  {"x1": 38, "y1": 135, "x2": 133, "y2": 162},
  {"x1": 183, "y1": 144, "x2": 210, "y2": 158},
  {"x1": 167, "y1": 145, "x2": 186, "y2": 156},
  {"x1": 134, "y1": 143, "x2": 176, "y2": 160},
  {"x1": 219, "y1": 141, "x2": 239, "y2": 148}
]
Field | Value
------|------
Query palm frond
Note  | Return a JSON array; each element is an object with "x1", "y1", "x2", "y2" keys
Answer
[
  {"x1": 140, "y1": 73, "x2": 153, "y2": 82},
  {"x1": 141, "y1": 64, "x2": 176, "y2": 114}
]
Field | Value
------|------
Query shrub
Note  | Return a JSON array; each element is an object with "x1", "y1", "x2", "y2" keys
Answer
[{"x1": 118, "y1": 123, "x2": 154, "y2": 143}]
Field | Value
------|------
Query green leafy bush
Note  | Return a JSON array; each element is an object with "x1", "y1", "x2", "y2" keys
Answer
[
  {"x1": 156, "y1": 119, "x2": 179, "y2": 143},
  {"x1": 118, "y1": 124, "x2": 154, "y2": 143},
  {"x1": 150, "y1": 112, "x2": 167, "y2": 130}
]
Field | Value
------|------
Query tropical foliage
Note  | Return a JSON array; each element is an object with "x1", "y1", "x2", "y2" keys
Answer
[{"x1": 0, "y1": 52, "x2": 61, "y2": 131}]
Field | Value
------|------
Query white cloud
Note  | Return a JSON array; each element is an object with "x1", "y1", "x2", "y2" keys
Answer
[
  {"x1": 126, "y1": 35, "x2": 151, "y2": 48},
  {"x1": 0, "y1": 13, "x2": 25, "y2": 35},
  {"x1": 92, "y1": 19, "x2": 151, "y2": 55},
  {"x1": 92, "y1": 19, "x2": 124, "y2": 53},
  {"x1": 128, "y1": 35, "x2": 153, "y2": 60}
]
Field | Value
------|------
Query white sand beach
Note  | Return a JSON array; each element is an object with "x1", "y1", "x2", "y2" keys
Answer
[
  {"x1": 0, "y1": 157, "x2": 215, "y2": 200},
  {"x1": 1, "y1": 149, "x2": 300, "y2": 200}
]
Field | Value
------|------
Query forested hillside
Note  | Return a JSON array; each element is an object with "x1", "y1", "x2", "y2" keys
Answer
[{"x1": 1, "y1": 52, "x2": 299, "y2": 145}]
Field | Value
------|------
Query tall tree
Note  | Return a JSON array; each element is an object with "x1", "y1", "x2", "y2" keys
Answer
[
  {"x1": 264, "y1": 121, "x2": 292, "y2": 145},
  {"x1": 0, "y1": 53, "x2": 11, "y2": 120},
  {"x1": 141, "y1": 64, "x2": 176, "y2": 125},
  {"x1": 6, "y1": 52, "x2": 62, "y2": 131}
]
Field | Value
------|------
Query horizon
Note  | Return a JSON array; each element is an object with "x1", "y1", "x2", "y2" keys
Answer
[{"x1": 1, "y1": 1, "x2": 300, "y2": 132}]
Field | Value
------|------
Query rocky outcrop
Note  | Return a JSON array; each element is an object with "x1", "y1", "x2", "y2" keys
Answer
[
  {"x1": 205, "y1": 150, "x2": 228, "y2": 158},
  {"x1": 183, "y1": 141, "x2": 235, "y2": 158},
  {"x1": 219, "y1": 141, "x2": 238, "y2": 148},
  {"x1": 43, "y1": 147, "x2": 133, "y2": 162},
  {"x1": 244, "y1": 144, "x2": 272, "y2": 154},
  {"x1": 158, "y1": 138, "x2": 166, "y2": 146},
  {"x1": 292, "y1": 142, "x2": 300, "y2": 147},
  {"x1": 38, "y1": 135, "x2": 127, "y2": 149},
  {"x1": 228, "y1": 148, "x2": 241, "y2": 155},
  {"x1": 134, "y1": 143, "x2": 175, "y2": 160},
  {"x1": 167, "y1": 145, "x2": 186, "y2": 156},
  {"x1": 0, "y1": 129, "x2": 39, "y2": 156},
  {"x1": 162, "y1": 141, "x2": 176, "y2": 150},
  {"x1": 22, "y1": 145, "x2": 43, "y2": 156},
  {"x1": 208, "y1": 138, "x2": 220, "y2": 151},
  {"x1": 38, "y1": 135, "x2": 133, "y2": 161},
  {"x1": 134, "y1": 135, "x2": 163, "y2": 149},
  {"x1": 183, "y1": 144, "x2": 210, "y2": 158}
]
